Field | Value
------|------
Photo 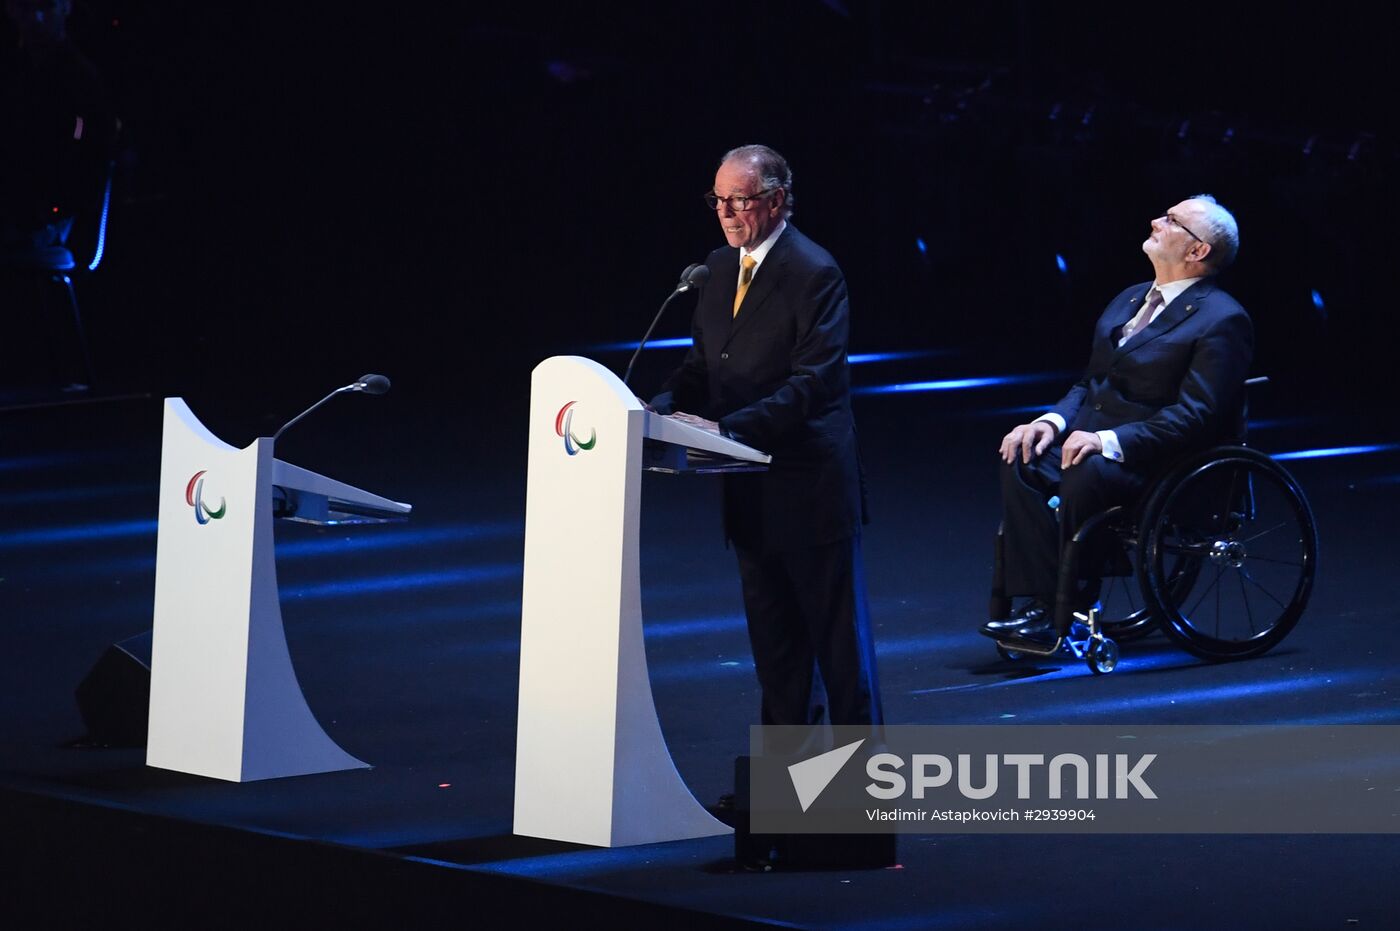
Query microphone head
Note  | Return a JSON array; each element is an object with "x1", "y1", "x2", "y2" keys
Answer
[
  {"x1": 356, "y1": 374, "x2": 391, "y2": 395},
  {"x1": 675, "y1": 262, "x2": 700, "y2": 291},
  {"x1": 684, "y1": 264, "x2": 711, "y2": 289}
]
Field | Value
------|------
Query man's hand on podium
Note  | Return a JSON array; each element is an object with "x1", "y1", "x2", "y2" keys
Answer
[{"x1": 668, "y1": 411, "x2": 722, "y2": 435}]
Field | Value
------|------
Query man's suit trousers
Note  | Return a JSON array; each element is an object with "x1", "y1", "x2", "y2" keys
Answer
[{"x1": 734, "y1": 535, "x2": 882, "y2": 727}]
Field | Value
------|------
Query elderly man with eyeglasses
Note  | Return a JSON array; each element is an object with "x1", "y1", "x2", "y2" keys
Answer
[
  {"x1": 982, "y1": 195, "x2": 1254, "y2": 650},
  {"x1": 652, "y1": 144, "x2": 882, "y2": 730}
]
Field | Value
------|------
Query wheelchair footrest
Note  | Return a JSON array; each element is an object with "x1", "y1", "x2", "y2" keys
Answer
[{"x1": 991, "y1": 605, "x2": 1121, "y2": 673}]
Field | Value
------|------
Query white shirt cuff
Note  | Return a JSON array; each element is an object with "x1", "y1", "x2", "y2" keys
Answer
[
  {"x1": 1034, "y1": 413, "x2": 1066, "y2": 434},
  {"x1": 1098, "y1": 429, "x2": 1124, "y2": 462}
]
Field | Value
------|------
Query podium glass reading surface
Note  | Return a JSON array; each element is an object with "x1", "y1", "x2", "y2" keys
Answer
[
  {"x1": 271, "y1": 488, "x2": 411, "y2": 524},
  {"x1": 269, "y1": 459, "x2": 413, "y2": 525},
  {"x1": 640, "y1": 413, "x2": 772, "y2": 474},
  {"x1": 641, "y1": 442, "x2": 771, "y2": 473},
  {"x1": 515, "y1": 355, "x2": 770, "y2": 848}
]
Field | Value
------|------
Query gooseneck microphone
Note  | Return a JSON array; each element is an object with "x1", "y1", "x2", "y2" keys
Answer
[
  {"x1": 356, "y1": 373, "x2": 391, "y2": 395},
  {"x1": 273, "y1": 373, "x2": 392, "y2": 441},
  {"x1": 675, "y1": 263, "x2": 700, "y2": 290},
  {"x1": 682, "y1": 263, "x2": 711, "y2": 291},
  {"x1": 622, "y1": 263, "x2": 710, "y2": 387}
]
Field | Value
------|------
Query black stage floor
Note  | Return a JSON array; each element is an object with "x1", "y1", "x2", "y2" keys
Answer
[{"x1": 3, "y1": 361, "x2": 1399, "y2": 929}]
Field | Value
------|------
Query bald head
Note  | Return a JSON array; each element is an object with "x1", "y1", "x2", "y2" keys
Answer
[{"x1": 1184, "y1": 194, "x2": 1239, "y2": 270}]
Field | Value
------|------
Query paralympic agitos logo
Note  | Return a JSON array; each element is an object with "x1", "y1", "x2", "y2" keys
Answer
[
  {"x1": 554, "y1": 401, "x2": 597, "y2": 456},
  {"x1": 185, "y1": 470, "x2": 227, "y2": 525}
]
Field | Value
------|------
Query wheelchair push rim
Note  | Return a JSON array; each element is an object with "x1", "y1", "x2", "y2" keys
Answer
[{"x1": 1139, "y1": 447, "x2": 1318, "y2": 661}]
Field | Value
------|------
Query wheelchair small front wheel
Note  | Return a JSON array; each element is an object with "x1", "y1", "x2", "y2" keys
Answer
[{"x1": 1086, "y1": 638, "x2": 1119, "y2": 675}]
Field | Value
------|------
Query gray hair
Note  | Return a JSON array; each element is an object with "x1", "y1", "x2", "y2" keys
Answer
[
  {"x1": 1188, "y1": 193, "x2": 1240, "y2": 270},
  {"x1": 721, "y1": 144, "x2": 794, "y2": 218}
]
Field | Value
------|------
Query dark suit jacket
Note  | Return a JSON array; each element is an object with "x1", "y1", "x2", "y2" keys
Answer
[
  {"x1": 1051, "y1": 278, "x2": 1254, "y2": 468},
  {"x1": 653, "y1": 224, "x2": 863, "y2": 553}
]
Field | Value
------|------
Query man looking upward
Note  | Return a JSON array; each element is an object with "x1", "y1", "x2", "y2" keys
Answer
[{"x1": 984, "y1": 195, "x2": 1253, "y2": 649}]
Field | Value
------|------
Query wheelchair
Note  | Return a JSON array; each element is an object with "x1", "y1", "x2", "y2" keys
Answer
[{"x1": 987, "y1": 407, "x2": 1319, "y2": 674}]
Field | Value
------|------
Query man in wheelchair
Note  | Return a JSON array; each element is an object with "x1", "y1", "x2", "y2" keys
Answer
[{"x1": 981, "y1": 195, "x2": 1253, "y2": 651}]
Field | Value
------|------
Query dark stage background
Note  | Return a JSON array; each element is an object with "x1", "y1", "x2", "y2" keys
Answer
[
  {"x1": 4, "y1": 3, "x2": 1399, "y2": 928},
  {"x1": 12, "y1": 1, "x2": 1390, "y2": 427}
]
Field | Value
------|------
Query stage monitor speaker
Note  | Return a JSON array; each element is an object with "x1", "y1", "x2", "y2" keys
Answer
[{"x1": 74, "y1": 630, "x2": 153, "y2": 747}]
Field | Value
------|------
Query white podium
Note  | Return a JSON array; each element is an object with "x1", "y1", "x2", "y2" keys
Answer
[
  {"x1": 146, "y1": 398, "x2": 411, "y2": 782},
  {"x1": 514, "y1": 356, "x2": 771, "y2": 847}
]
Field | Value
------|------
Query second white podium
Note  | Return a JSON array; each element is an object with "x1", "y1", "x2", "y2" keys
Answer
[{"x1": 514, "y1": 356, "x2": 770, "y2": 847}]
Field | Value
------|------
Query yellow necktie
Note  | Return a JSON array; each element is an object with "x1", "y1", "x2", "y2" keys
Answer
[{"x1": 734, "y1": 254, "x2": 757, "y2": 317}]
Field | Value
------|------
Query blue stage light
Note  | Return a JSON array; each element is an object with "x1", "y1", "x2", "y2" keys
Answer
[
  {"x1": 328, "y1": 598, "x2": 522, "y2": 633},
  {"x1": 22, "y1": 554, "x2": 154, "y2": 581},
  {"x1": 1245, "y1": 416, "x2": 1320, "y2": 431},
  {"x1": 0, "y1": 481, "x2": 153, "y2": 507},
  {"x1": 1055, "y1": 254, "x2": 1068, "y2": 274},
  {"x1": 88, "y1": 174, "x2": 113, "y2": 272},
  {"x1": 853, "y1": 372, "x2": 1072, "y2": 396},
  {"x1": 275, "y1": 522, "x2": 520, "y2": 559},
  {"x1": 591, "y1": 337, "x2": 693, "y2": 352},
  {"x1": 916, "y1": 237, "x2": 928, "y2": 254},
  {"x1": 1011, "y1": 673, "x2": 1356, "y2": 720},
  {"x1": 847, "y1": 350, "x2": 946, "y2": 365},
  {"x1": 0, "y1": 518, "x2": 157, "y2": 549},
  {"x1": 0, "y1": 452, "x2": 89, "y2": 472},
  {"x1": 1273, "y1": 443, "x2": 1400, "y2": 461},
  {"x1": 641, "y1": 615, "x2": 746, "y2": 640},
  {"x1": 281, "y1": 564, "x2": 519, "y2": 600},
  {"x1": 910, "y1": 650, "x2": 1194, "y2": 698},
  {"x1": 469, "y1": 842, "x2": 711, "y2": 879},
  {"x1": 1311, "y1": 289, "x2": 1325, "y2": 310},
  {"x1": 863, "y1": 377, "x2": 1001, "y2": 393}
]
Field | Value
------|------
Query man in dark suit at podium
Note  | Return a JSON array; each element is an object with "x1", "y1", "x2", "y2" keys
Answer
[
  {"x1": 984, "y1": 194, "x2": 1254, "y2": 649},
  {"x1": 652, "y1": 144, "x2": 882, "y2": 728}
]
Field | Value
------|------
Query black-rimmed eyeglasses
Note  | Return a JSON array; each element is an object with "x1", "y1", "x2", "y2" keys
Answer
[
  {"x1": 1164, "y1": 212, "x2": 1207, "y2": 244},
  {"x1": 704, "y1": 188, "x2": 776, "y2": 212}
]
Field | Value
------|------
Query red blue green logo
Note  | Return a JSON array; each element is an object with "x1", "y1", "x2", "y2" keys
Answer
[
  {"x1": 186, "y1": 470, "x2": 227, "y2": 524},
  {"x1": 555, "y1": 401, "x2": 597, "y2": 456}
]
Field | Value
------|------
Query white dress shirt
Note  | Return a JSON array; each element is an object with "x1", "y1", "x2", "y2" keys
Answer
[{"x1": 737, "y1": 219, "x2": 786, "y2": 288}]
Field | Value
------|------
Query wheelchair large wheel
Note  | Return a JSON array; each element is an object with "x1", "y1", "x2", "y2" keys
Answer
[
  {"x1": 1099, "y1": 553, "x2": 1202, "y2": 642},
  {"x1": 1139, "y1": 447, "x2": 1317, "y2": 660}
]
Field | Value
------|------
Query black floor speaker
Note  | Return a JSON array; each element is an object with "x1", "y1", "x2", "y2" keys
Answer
[
  {"x1": 733, "y1": 756, "x2": 897, "y2": 870},
  {"x1": 74, "y1": 630, "x2": 153, "y2": 747}
]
